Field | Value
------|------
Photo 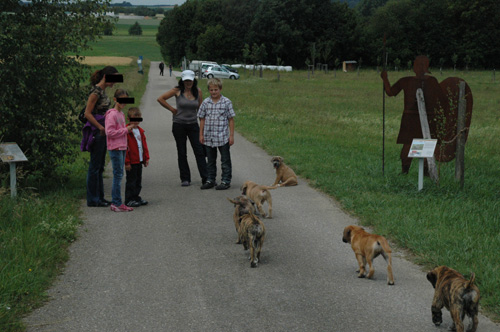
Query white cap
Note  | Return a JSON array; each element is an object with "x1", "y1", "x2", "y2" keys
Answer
[{"x1": 181, "y1": 70, "x2": 195, "y2": 81}]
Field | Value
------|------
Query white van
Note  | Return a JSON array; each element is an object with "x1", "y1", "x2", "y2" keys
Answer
[{"x1": 189, "y1": 60, "x2": 217, "y2": 74}]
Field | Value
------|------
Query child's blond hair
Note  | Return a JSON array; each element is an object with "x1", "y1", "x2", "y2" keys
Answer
[
  {"x1": 207, "y1": 78, "x2": 222, "y2": 89},
  {"x1": 127, "y1": 107, "x2": 141, "y2": 118}
]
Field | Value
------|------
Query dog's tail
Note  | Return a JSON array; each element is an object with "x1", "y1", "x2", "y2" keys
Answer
[
  {"x1": 463, "y1": 273, "x2": 480, "y2": 317},
  {"x1": 261, "y1": 185, "x2": 278, "y2": 190},
  {"x1": 466, "y1": 272, "x2": 476, "y2": 288},
  {"x1": 377, "y1": 239, "x2": 392, "y2": 259},
  {"x1": 249, "y1": 211, "x2": 265, "y2": 238},
  {"x1": 251, "y1": 226, "x2": 263, "y2": 244}
]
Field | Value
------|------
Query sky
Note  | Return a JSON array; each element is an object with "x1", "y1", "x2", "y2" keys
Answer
[{"x1": 111, "y1": 0, "x2": 186, "y2": 5}]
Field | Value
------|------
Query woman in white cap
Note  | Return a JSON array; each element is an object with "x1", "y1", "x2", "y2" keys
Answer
[{"x1": 157, "y1": 70, "x2": 208, "y2": 186}]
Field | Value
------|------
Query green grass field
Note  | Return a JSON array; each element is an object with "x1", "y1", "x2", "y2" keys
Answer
[
  {"x1": 79, "y1": 19, "x2": 162, "y2": 61},
  {"x1": 222, "y1": 68, "x2": 500, "y2": 319}
]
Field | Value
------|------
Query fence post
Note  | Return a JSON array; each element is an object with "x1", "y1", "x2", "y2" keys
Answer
[{"x1": 308, "y1": 65, "x2": 314, "y2": 79}]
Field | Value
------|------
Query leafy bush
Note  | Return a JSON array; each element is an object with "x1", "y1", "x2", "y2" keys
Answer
[
  {"x1": 0, "y1": 0, "x2": 115, "y2": 184},
  {"x1": 129, "y1": 21, "x2": 143, "y2": 35}
]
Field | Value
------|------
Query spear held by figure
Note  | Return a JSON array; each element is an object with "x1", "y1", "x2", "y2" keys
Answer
[{"x1": 382, "y1": 34, "x2": 388, "y2": 174}]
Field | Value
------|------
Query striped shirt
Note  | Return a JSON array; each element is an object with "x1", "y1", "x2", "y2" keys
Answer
[{"x1": 198, "y1": 95, "x2": 235, "y2": 147}]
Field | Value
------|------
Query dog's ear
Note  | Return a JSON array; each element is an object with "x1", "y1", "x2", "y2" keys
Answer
[
  {"x1": 342, "y1": 228, "x2": 351, "y2": 243},
  {"x1": 426, "y1": 270, "x2": 438, "y2": 288}
]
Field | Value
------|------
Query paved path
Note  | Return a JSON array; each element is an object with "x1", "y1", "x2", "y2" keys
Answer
[{"x1": 25, "y1": 64, "x2": 500, "y2": 331}]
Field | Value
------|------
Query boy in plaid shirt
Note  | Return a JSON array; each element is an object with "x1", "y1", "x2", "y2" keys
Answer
[{"x1": 198, "y1": 78, "x2": 235, "y2": 190}]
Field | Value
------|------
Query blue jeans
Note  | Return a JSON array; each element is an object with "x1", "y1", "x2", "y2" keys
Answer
[
  {"x1": 86, "y1": 133, "x2": 107, "y2": 205},
  {"x1": 172, "y1": 122, "x2": 208, "y2": 183},
  {"x1": 109, "y1": 150, "x2": 126, "y2": 206},
  {"x1": 205, "y1": 143, "x2": 231, "y2": 184}
]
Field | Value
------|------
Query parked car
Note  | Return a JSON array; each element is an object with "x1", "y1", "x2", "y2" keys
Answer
[
  {"x1": 189, "y1": 60, "x2": 218, "y2": 75},
  {"x1": 203, "y1": 65, "x2": 240, "y2": 79},
  {"x1": 221, "y1": 64, "x2": 238, "y2": 73},
  {"x1": 199, "y1": 62, "x2": 217, "y2": 74}
]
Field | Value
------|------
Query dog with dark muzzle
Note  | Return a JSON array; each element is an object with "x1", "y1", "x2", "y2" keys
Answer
[
  {"x1": 271, "y1": 156, "x2": 298, "y2": 187},
  {"x1": 227, "y1": 195, "x2": 255, "y2": 244},
  {"x1": 426, "y1": 266, "x2": 480, "y2": 332},
  {"x1": 342, "y1": 225, "x2": 395, "y2": 285}
]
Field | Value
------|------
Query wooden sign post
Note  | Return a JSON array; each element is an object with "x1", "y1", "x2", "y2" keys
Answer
[{"x1": 416, "y1": 88, "x2": 439, "y2": 183}]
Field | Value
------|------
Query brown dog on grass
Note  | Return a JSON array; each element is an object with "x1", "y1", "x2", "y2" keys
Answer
[
  {"x1": 271, "y1": 156, "x2": 298, "y2": 187},
  {"x1": 342, "y1": 225, "x2": 395, "y2": 285},
  {"x1": 427, "y1": 266, "x2": 480, "y2": 332},
  {"x1": 241, "y1": 180, "x2": 276, "y2": 219},
  {"x1": 227, "y1": 196, "x2": 255, "y2": 244},
  {"x1": 239, "y1": 210, "x2": 266, "y2": 268}
]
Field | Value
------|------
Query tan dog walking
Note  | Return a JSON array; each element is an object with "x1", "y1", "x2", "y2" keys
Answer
[
  {"x1": 271, "y1": 156, "x2": 298, "y2": 187},
  {"x1": 342, "y1": 225, "x2": 395, "y2": 285},
  {"x1": 427, "y1": 266, "x2": 480, "y2": 332},
  {"x1": 241, "y1": 180, "x2": 276, "y2": 218}
]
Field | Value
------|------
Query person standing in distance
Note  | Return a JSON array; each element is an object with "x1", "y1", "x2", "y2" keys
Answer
[{"x1": 159, "y1": 61, "x2": 165, "y2": 76}]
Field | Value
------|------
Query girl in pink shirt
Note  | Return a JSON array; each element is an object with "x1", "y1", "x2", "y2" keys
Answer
[{"x1": 105, "y1": 89, "x2": 137, "y2": 212}]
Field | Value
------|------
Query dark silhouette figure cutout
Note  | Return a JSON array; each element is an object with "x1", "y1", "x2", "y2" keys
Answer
[{"x1": 381, "y1": 56, "x2": 446, "y2": 173}]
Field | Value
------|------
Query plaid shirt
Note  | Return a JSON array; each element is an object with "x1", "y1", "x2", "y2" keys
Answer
[{"x1": 198, "y1": 95, "x2": 235, "y2": 147}]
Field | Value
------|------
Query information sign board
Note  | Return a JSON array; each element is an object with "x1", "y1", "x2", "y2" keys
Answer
[
  {"x1": 408, "y1": 139, "x2": 437, "y2": 158},
  {"x1": 0, "y1": 143, "x2": 28, "y2": 163}
]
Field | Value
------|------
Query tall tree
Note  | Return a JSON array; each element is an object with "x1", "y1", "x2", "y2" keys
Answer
[
  {"x1": 197, "y1": 24, "x2": 229, "y2": 60},
  {"x1": 445, "y1": 0, "x2": 500, "y2": 68},
  {"x1": 248, "y1": 0, "x2": 358, "y2": 68},
  {"x1": 128, "y1": 21, "x2": 143, "y2": 35},
  {"x1": 157, "y1": 0, "x2": 203, "y2": 64},
  {"x1": 157, "y1": 0, "x2": 256, "y2": 64},
  {"x1": 0, "y1": 0, "x2": 114, "y2": 181},
  {"x1": 362, "y1": 0, "x2": 500, "y2": 68},
  {"x1": 356, "y1": 0, "x2": 389, "y2": 17}
]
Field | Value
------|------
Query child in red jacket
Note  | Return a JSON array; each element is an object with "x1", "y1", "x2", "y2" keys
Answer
[{"x1": 125, "y1": 107, "x2": 150, "y2": 207}]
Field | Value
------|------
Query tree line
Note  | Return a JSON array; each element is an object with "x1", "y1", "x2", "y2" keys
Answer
[
  {"x1": 112, "y1": 6, "x2": 166, "y2": 17},
  {"x1": 157, "y1": 0, "x2": 500, "y2": 70}
]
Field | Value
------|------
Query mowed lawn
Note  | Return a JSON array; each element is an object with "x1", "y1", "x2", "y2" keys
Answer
[
  {"x1": 222, "y1": 68, "x2": 500, "y2": 320},
  {"x1": 79, "y1": 18, "x2": 162, "y2": 61}
]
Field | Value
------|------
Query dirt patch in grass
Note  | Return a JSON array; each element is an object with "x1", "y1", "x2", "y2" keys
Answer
[{"x1": 71, "y1": 56, "x2": 134, "y2": 66}]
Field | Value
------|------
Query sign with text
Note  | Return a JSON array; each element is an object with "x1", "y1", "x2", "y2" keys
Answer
[{"x1": 408, "y1": 139, "x2": 437, "y2": 158}]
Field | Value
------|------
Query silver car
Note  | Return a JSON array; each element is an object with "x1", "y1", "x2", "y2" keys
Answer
[{"x1": 202, "y1": 65, "x2": 240, "y2": 80}]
